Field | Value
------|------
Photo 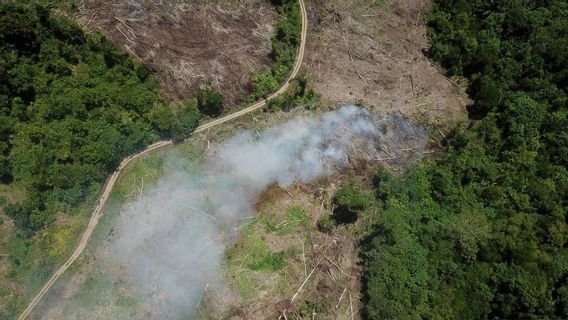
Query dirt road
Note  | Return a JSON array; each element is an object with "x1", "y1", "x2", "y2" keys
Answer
[{"x1": 17, "y1": 1, "x2": 307, "y2": 318}]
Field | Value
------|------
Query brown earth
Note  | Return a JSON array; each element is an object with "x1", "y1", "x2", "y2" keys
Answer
[
  {"x1": 78, "y1": 0, "x2": 276, "y2": 105},
  {"x1": 304, "y1": 0, "x2": 469, "y2": 126}
]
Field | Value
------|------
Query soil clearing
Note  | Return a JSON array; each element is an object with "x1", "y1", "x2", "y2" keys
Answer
[
  {"x1": 78, "y1": 0, "x2": 276, "y2": 105},
  {"x1": 305, "y1": 0, "x2": 469, "y2": 125},
  {"x1": 209, "y1": 1, "x2": 471, "y2": 318}
]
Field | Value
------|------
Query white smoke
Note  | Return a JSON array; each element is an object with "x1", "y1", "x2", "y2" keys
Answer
[{"x1": 40, "y1": 106, "x2": 427, "y2": 319}]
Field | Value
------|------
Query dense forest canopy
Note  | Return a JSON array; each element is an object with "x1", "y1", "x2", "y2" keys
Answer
[
  {"x1": 0, "y1": 4, "x2": 200, "y2": 233},
  {"x1": 363, "y1": 0, "x2": 568, "y2": 319}
]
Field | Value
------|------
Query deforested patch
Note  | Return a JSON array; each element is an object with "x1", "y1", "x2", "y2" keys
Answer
[{"x1": 79, "y1": 0, "x2": 276, "y2": 105}]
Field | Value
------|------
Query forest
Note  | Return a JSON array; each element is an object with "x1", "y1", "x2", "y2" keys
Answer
[
  {"x1": 362, "y1": 0, "x2": 568, "y2": 318},
  {"x1": 0, "y1": 4, "x2": 203, "y2": 233}
]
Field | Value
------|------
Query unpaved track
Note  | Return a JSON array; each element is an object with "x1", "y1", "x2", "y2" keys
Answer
[{"x1": 17, "y1": 1, "x2": 307, "y2": 318}]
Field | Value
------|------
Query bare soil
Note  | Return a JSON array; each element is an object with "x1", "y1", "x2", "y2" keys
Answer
[
  {"x1": 78, "y1": 0, "x2": 276, "y2": 105},
  {"x1": 305, "y1": 0, "x2": 469, "y2": 125}
]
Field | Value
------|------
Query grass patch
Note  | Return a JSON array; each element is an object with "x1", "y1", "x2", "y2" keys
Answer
[{"x1": 263, "y1": 206, "x2": 312, "y2": 235}]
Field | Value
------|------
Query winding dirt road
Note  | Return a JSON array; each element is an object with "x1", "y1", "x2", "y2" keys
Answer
[{"x1": 17, "y1": 1, "x2": 307, "y2": 318}]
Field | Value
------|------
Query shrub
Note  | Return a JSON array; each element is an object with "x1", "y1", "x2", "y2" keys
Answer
[
  {"x1": 247, "y1": 0, "x2": 301, "y2": 102},
  {"x1": 196, "y1": 88, "x2": 224, "y2": 117},
  {"x1": 317, "y1": 215, "x2": 335, "y2": 233},
  {"x1": 332, "y1": 185, "x2": 373, "y2": 224},
  {"x1": 169, "y1": 101, "x2": 201, "y2": 142},
  {"x1": 247, "y1": 251, "x2": 285, "y2": 271}
]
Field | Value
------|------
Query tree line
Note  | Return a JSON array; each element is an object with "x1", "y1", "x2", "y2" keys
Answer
[
  {"x1": 0, "y1": 0, "x2": 308, "y2": 235},
  {"x1": 362, "y1": 0, "x2": 568, "y2": 319}
]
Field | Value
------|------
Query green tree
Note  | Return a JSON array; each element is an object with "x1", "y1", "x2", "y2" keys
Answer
[
  {"x1": 363, "y1": 1, "x2": 568, "y2": 318},
  {"x1": 196, "y1": 88, "x2": 224, "y2": 117}
]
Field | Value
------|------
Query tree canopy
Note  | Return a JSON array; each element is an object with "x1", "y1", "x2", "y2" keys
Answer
[
  {"x1": 0, "y1": 4, "x2": 200, "y2": 232},
  {"x1": 363, "y1": 1, "x2": 568, "y2": 319}
]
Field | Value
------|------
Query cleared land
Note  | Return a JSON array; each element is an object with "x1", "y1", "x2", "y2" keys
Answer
[
  {"x1": 305, "y1": 0, "x2": 468, "y2": 124},
  {"x1": 14, "y1": 1, "x2": 468, "y2": 319},
  {"x1": 78, "y1": 0, "x2": 276, "y2": 105},
  {"x1": 209, "y1": 0, "x2": 470, "y2": 318}
]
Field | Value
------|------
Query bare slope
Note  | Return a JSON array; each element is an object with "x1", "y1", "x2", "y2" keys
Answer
[
  {"x1": 79, "y1": 0, "x2": 276, "y2": 105},
  {"x1": 305, "y1": 0, "x2": 468, "y2": 124}
]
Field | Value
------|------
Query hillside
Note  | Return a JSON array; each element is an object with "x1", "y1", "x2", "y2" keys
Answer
[{"x1": 3, "y1": 0, "x2": 566, "y2": 319}]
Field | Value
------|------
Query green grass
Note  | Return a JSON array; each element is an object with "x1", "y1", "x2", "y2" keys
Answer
[
  {"x1": 21, "y1": 139, "x2": 206, "y2": 318},
  {"x1": 0, "y1": 182, "x2": 94, "y2": 320},
  {"x1": 225, "y1": 222, "x2": 288, "y2": 299},
  {"x1": 224, "y1": 202, "x2": 315, "y2": 302},
  {"x1": 263, "y1": 206, "x2": 311, "y2": 235}
]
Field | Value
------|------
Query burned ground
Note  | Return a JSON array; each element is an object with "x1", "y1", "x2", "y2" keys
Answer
[{"x1": 78, "y1": 0, "x2": 276, "y2": 105}]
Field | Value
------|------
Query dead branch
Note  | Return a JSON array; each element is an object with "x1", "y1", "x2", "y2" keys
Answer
[
  {"x1": 437, "y1": 70, "x2": 468, "y2": 96},
  {"x1": 282, "y1": 309, "x2": 288, "y2": 320},
  {"x1": 113, "y1": 15, "x2": 136, "y2": 38},
  {"x1": 186, "y1": 205, "x2": 216, "y2": 221},
  {"x1": 409, "y1": 74, "x2": 416, "y2": 97},
  {"x1": 371, "y1": 44, "x2": 414, "y2": 64},
  {"x1": 85, "y1": 12, "x2": 97, "y2": 28},
  {"x1": 115, "y1": 25, "x2": 134, "y2": 44},
  {"x1": 196, "y1": 283, "x2": 210, "y2": 311},
  {"x1": 336, "y1": 287, "x2": 347, "y2": 309},
  {"x1": 139, "y1": 177, "x2": 144, "y2": 199},
  {"x1": 374, "y1": 155, "x2": 398, "y2": 161},
  {"x1": 325, "y1": 255, "x2": 354, "y2": 279},
  {"x1": 275, "y1": 219, "x2": 300, "y2": 229},
  {"x1": 284, "y1": 188, "x2": 294, "y2": 199},
  {"x1": 349, "y1": 292, "x2": 355, "y2": 320},
  {"x1": 339, "y1": 26, "x2": 353, "y2": 62},
  {"x1": 302, "y1": 239, "x2": 308, "y2": 277},
  {"x1": 337, "y1": 16, "x2": 367, "y2": 84},
  {"x1": 291, "y1": 255, "x2": 325, "y2": 303},
  {"x1": 400, "y1": 146, "x2": 419, "y2": 152},
  {"x1": 328, "y1": 268, "x2": 336, "y2": 281}
]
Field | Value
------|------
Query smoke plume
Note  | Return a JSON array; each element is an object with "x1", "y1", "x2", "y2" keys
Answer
[{"x1": 41, "y1": 106, "x2": 427, "y2": 319}]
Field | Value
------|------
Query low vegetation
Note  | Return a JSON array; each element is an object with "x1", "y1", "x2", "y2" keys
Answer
[
  {"x1": 332, "y1": 185, "x2": 373, "y2": 224},
  {"x1": 362, "y1": 1, "x2": 568, "y2": 319},
  {"x1": 248, "y1": 0, "x2": 302, "y2": 102},
  {"x1": 266, "y1": 76, "x2": 316, "y2": 111},
  {"x1": 196, "y1": 88, "x2": 225, "y2": 117}
]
